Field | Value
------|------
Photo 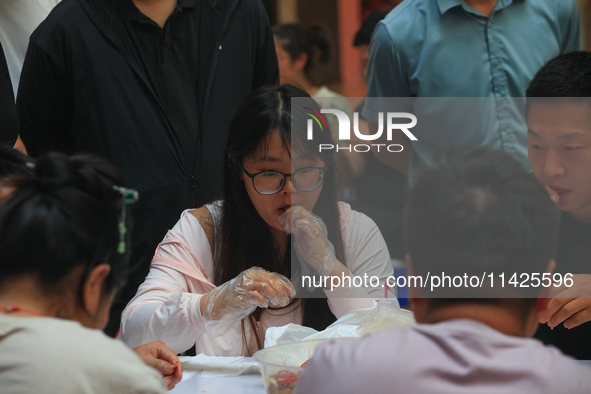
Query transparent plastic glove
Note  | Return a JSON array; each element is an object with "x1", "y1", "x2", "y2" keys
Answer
[
  {"x1": 279, "y1": 205, "x2": 337, "y2": 276},
  {"x1": 201, "y1": 267, "x2": 295, "y2": 337}
]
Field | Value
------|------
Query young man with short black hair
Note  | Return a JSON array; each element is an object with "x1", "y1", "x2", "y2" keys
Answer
[{"x1": 527, "y1": 50, "x2": 591, "y2": 359}]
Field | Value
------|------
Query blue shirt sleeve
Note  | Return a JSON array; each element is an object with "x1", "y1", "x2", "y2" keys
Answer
[
  {"x1": 559, "y1": 0, "x2": 581, "y2": 53},
  {"x1": 363, "y1": 23, "x2": 410, "y2": 123}
]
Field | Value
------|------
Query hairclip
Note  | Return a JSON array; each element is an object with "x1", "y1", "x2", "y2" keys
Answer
[{"x1": 112, "y1": 185, "x2": 139, "y2": 254}]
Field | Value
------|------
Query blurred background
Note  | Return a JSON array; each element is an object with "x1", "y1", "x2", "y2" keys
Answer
[{"x1": 262, "y1": 0, "x2": 590, "y2": 104}]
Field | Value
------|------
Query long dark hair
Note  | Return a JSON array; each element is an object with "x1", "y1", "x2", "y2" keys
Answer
[
  {"x1": 218, "y1": 84, "x2": 344, "y2": 353},
  {"x1": 0, "y1": 153, "x2": 130, "y2": 305}
]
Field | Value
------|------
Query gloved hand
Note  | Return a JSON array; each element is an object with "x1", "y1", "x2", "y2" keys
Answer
[
  {"x1": 279, "y1": 205, "x2": 337, "y2": 276},
  {"x1": 201, "y1": 267, "x2": 295, "y2": 337}
]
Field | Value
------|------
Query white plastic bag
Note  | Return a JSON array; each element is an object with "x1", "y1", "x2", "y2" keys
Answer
[
  {"x1": 357, "y1": 299, "x2": 415, "y2": 336},
  {"x1": 264, "y1": 299, "x2": 415, "y2": 348},
  {"x1": 263, "y1": 324, "x2": 318, "y2": 348}
]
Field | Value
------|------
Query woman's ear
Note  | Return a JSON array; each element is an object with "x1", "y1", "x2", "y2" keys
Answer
[
  {"x1": 82, "y1": 264, "x2": 111, "y2": 327},
  {"x1": 228, "y1": 153, "x2": 243, "y2": 181}
]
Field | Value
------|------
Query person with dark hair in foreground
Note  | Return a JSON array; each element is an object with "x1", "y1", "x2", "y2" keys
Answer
[
  {"x1": 0, "y1": 153, "x2": 182, "y2": 392},
  {"x1": 295, "y1": 148, "x2": 591, "y2": 394},
  {"x1": 121, "y1": 85, "x2": 393, "y2": 356},
  {"x1": 526, "y1": 50, "x2": 591, "y2": 360}
]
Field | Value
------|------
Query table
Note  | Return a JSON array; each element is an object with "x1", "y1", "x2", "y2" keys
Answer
[
  {"x1": 170, "y1": 358, "x2": 591, "y2": 394},
  {"x1": 171, "y1": 371, "x2": 265, "y2": 394}
]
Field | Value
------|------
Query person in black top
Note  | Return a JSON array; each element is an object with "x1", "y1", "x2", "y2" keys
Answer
[
  {"x1": 526, "y1": 51, "x2": 591, "y2": 360},
  {"x1": 17, "y1": 0, "x2": 279, "y2": 336},
  {"x1": 0, "y1": 41, "x2": 18, "y2": 145}
]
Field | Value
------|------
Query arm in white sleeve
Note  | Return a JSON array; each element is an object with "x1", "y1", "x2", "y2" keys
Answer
[
  {"x1": 121, "y1": 211, "x2": 217, "y2": 354},
  {"x1": 326, "y1": 204, "x2": 395, "y2": 318},
  {"x1": 121, "y1": 265, "x2": 208, "y2": 354}
]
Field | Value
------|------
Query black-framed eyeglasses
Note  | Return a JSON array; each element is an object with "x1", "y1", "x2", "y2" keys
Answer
[{"x1": 237, "y1": 162, "x2": 327, "y2": 195}]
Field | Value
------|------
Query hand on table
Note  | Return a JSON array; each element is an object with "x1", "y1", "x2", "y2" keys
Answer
[
  {"x1": 200, "y1": 267, "x2": 295, "y2": 336},
  {"x1": 133, "y1": 341, "x2": 183, "y2": 390},
  {"x1": 539, "y1": 274, "x2": 591, "y2": 329},
  {"x1": 279, "y1": 205, "x2": 337, "y2": 276}
]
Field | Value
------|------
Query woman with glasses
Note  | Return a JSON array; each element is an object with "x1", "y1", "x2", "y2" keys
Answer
[{"x1": 121, "y1": 85, "x2": 394, "y2": 356}]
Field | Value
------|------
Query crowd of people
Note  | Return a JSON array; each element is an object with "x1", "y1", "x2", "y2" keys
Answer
[{"x1": 1, "y1": 0, "x2": 591, "y2": 392}]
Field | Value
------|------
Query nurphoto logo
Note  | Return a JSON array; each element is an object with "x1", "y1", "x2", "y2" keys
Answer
[{"x1": 305, "y1": 108, "x2": 418, "y2": 153}]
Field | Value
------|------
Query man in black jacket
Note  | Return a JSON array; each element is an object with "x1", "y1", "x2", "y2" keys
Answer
[{"x1": 17, "y1": 0, "x2": 279, "y2": 335}]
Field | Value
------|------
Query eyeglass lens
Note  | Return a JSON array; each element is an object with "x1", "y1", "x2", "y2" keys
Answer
[{"x1": 254, "y1": 168, "x2": 323, "y2": 194}]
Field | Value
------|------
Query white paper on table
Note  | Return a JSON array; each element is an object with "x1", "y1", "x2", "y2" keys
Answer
[
  {"x1": 171, "y1": 371, "x2": 265, "y2": 394},
  {"x1": 179, "y1": 355, "x2": 260, "y2": 378}
]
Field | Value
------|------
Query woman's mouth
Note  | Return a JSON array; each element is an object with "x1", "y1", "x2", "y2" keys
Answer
[{"x1": 277, "y1": 205, "x2": 290, "y2": 215}]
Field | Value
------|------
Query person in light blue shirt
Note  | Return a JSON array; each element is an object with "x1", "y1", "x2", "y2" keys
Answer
[{"x1": 362, "y1": 0, "x2": 580, "y2": 181}]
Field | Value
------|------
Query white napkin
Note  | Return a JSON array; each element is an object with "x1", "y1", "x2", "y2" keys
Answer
[{"x1": 179, "y1": 355, "x2": 260, "y2": 378}]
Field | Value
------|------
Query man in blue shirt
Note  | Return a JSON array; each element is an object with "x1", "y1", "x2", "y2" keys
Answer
[{"x1": 363, "y1": 0, "x2": 580, "y2": 179}]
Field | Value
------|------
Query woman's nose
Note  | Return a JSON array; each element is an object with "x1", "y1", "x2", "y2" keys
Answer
[{"x1": 282, "y1": 175, "x2": 295, "y2": 194}]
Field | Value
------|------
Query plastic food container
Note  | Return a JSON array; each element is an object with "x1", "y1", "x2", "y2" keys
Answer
[{"x1": 253, "y1": 340, "x2": 324, "y2": 394}]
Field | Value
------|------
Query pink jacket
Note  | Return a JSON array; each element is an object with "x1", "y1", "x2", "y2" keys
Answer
[{"x1": 121, "y1": 202, "x2": 394, "y2": 355}]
